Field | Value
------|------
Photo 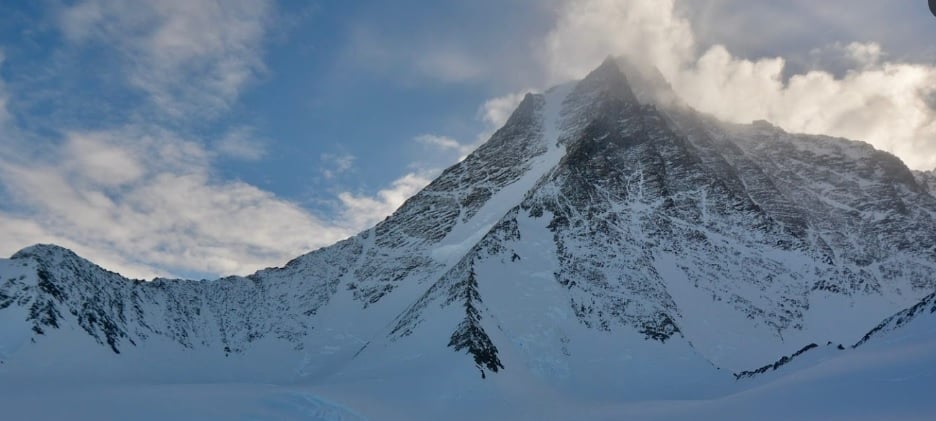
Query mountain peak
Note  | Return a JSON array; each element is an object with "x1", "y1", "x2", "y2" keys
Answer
[
  {"x1": 11, "y1": 243, "x2": 79, "y2": 261},
  {"x1": 573, "y1": 56, "x2": 638, "y2": 104},
  {"x1": 3, "y1": 50, "x2": 936, "y2": 417},
  {"x1": 596, "y1": 55, "x2": 621, "y2": 71}
]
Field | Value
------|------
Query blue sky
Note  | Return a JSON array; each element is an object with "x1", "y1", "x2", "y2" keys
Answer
[{"x1": 1, "y1": 0, "x2": 935, "y2": 279}]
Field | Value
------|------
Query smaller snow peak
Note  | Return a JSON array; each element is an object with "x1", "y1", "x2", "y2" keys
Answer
[
  {"x1": 11, "y1": 244, "x2": 79, "y2": 262},
  {"x1": 8, "y1": 244, "x2": 125, "y2": 281}
]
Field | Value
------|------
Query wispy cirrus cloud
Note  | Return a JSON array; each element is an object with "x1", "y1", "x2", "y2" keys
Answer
[
  {"x1": 215, "y1": 127, "x2": 267, "y2": 161},
  {"x1": 58, "y1": 0, "x2": 272, "y2": 118},
  {"x1": 319, "y1": 153, "x2": 356, "y2": 180}
]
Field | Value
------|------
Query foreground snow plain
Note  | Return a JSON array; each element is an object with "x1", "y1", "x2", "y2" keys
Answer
[{"x1": 2, "y1": 328, "x2": 934, "y2": 421}]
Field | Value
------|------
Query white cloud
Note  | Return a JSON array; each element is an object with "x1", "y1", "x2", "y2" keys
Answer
[
  {"x1": 479, "y1": 92, "x2": 528, "y2": 129},
  {"x1": 674, "y1": 47, "x2": 936, "y2": 170},
  {"x1": 544, "y1": 0, "x2": 936, "y2": 170},
  {"x1": 336, "y1": 173, "x2": 432, "y2": 230},
  {"x1": 59, "y1": 0, "x2": 272, "y2": 118},
  {"x1": 414, "y1": 134, "x2": 478, "y2": 161},
  {"x1": 0, "y1": 1, "x2": 437, "y2": 280},
  {"x1": 0, "y1": 128, "x2": 351, "y2": 279},
  {"x1": 0, "y1": 125, "x2": 440, "y2": 279},
  {"x1": 544, "y1": 0, "x2": 695, "y2": 85},
  {"x1": 844, "y1": 42, "x2": 883, "y2": 67},
  {"x1": 216, "y1": 127, "x2": 266, "y2": 161},
  {"x1": 64, "y1": 132, "x2": 146, "y2": 187},
  {"x1": 415, "y1": 134, "x2": 461, "y2": 151},
  {"x1": 0, "y1": 214, "x2": 165, "y2": 279}
]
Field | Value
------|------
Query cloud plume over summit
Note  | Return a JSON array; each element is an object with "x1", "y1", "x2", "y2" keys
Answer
[{"x1": 543, "y1": 0, "x2": 936, "y2": 170}]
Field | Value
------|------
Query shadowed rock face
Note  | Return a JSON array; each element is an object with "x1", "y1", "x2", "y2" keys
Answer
[{"x1": 2, "y1": 57, "x2": 936, "y2": 382}]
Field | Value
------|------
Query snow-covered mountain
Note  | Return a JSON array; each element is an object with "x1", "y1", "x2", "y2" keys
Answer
[{"x1": 2, "y1": 57, "x2": 936, "y2": 419}]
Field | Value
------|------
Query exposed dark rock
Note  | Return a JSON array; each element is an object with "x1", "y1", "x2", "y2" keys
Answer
[{"x1": 734, "y1": 343, "x2": 819, "y2": 379}]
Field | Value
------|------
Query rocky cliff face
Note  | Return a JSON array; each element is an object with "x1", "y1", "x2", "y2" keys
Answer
[{"x1": 2, "y1": 58, "x2": 935, "y2": 388}]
